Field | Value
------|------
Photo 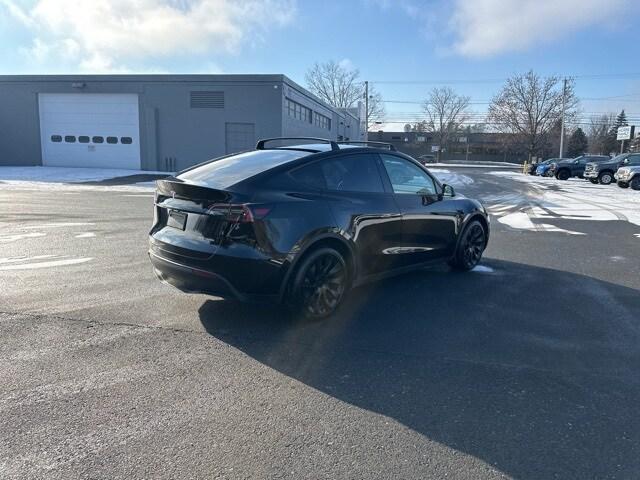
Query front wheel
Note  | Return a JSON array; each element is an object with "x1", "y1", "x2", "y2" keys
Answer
[
  {"x1": 631, "y1": 177, "x2": 640, "y2": 190},
  {"x1": 449, "y1": 220, "x2": 487, "y2": 271},
  {"x1": 556, "y1": 169, "x2": 570, "y2": 180},
  {"x1": 598, "y1": 172, "x2": 614, "y2": 185},
  {"x1": 589, "y1": 179, "x2": 598, "y2": 184},
  {"x1": 618, "y1": 181, "x2": 629, "y2": 189},
  {"x1": 289, "y1": 248, "x2": 349, "y2": 320}
]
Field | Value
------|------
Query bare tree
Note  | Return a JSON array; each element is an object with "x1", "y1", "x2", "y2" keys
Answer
[
  {"x1": 588, "y1": 113, "x2": 615, "y2": 154},
  {"x1": 423, "y1": 87, "x2": 471, "y2": 160},
  {"x1": 305, "y1": 61, "x2": 385, "y2": 130},
  {"x1": 488, "y1": 71, "x2": 578, "y2": 160}
]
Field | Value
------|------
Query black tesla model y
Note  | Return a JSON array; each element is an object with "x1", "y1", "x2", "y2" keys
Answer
[{"x1": 149, "y1": 138, "x2": 489, "y2": 319}]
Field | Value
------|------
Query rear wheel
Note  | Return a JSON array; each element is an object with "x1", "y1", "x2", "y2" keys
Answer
[
  {"x1": 556, "y1": 169, "x2": 570, "y2": 180},
  {"x1": 631, "y1": 177, "x2": 640, "y2": 191},
  {"x1": 589, "y1": 179, "x2": 598, "y2": 184},
  {"x1": 618, "y1": 181, "x2": 629, "y2": 189},
  {"x1": 449, "y1": 220, "x2": 487, "y2": 271},
  {"x1": 598, "y1": 172, "x2": 613, "y2": 185},
  {"x1": 290, "y1": 248, "x2": 348, "y2": 320}
]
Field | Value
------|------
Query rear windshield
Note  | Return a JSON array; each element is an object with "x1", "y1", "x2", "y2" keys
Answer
[{"x1": 178, "y1": 149, "x2": 311, "y2": 188}]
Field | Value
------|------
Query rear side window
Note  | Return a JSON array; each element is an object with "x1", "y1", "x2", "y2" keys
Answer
[
  {"x1": 178, "y1": 149, "x2": 311, "y2": 189},
  {"x1": 626, "y1": 154, "x2": 640, "y2": 165},
  {"x1": 290, "y1": 154, "x2": 384, "y2": 193}
]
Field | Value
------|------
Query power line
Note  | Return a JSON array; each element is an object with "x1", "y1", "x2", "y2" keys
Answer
[{"x1": 370, "y1": 72, "x2": 640, "y2": 85}]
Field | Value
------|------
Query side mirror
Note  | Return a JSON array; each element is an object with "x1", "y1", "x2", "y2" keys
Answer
[{"x1": 443, "y1": 184, "x2": 455, "y2": 197}]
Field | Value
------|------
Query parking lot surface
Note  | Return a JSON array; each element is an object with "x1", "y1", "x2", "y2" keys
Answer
[{"x1": 1, "y1": 168, "x2": 639, "y2": 479}]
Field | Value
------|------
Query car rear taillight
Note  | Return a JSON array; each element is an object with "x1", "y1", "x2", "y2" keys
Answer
[{"x1": 207, "y1": 204, "x2": 271, "y2": 223}]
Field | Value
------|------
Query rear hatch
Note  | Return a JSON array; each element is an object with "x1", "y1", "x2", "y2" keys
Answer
[{"x1": 150, "y1": 178, "x2": 241, "y2": 261}]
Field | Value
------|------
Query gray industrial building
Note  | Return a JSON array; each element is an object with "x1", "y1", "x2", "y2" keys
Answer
[{"x1": 0, "y1": 74, "x2": 364, "y2": 171}]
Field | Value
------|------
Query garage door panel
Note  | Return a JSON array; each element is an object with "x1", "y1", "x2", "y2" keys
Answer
[{"x1": 39, "y1": 94, "x2": 141, "y2": 169}]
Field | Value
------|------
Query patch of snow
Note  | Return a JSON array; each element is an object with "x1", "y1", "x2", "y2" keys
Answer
[
  {"x1": 431, "y1": 170, "x2": 474, "y2": 187},
  {"x1": 0, "y1": 166, "x2": 171, "y2": 183},
  {"x1": 485, "y1": 171, "x2": 640, "y2": 233},
  {"x1": 23, "y1": 222, "x2": 95, "y2": 229},
  {"x1": 0, "y1": 255, "x2": 57, "y2": 264},
  {"x1": 0, "y1": 232, "x2": 46, "y2": 243},
  {"x1": 472, "y1": 265, "x2": 494, "y2": 273},
  {"x1": 0, "y1": 257, "x2": 92, "y2": 271},
  {"x1": 75, "y1": 232, "x2": 96, "y2": 238}
]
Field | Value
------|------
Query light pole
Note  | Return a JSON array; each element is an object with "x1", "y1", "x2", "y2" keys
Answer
[
  {"x1": 559, "y1": 77, "x2": 567, "y2": 159},
  {"x1": 364, "y1": 81, "x2": 369, "y2": 141}
]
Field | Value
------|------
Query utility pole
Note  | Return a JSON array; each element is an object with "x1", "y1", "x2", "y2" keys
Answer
[
  {"x1": 364, "y1": 81, "x2": 369, "y2": 141},
  {"x1": 559, "y1": 77, "x2": 567, "y2": 159}
]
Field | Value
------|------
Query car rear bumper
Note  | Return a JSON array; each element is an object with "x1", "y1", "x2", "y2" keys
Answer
[{"x1": 148, "y1": 248, "x2": 281, "y2": 303}]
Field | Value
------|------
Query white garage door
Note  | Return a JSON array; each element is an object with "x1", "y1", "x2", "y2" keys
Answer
[{"x1": 39, "y1": 93, "x2": 141, "y2": 169}]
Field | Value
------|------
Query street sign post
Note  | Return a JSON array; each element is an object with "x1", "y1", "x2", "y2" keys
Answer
[
  {"x1": 617, "y1": 125, "x2": 634, "y2": 141},
  {"x1": 617, "y1": 126, "x2": 635, "y2": 154}
]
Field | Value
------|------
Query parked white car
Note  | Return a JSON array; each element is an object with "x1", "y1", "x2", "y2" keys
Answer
[{"x1": 615, "y1": 165, "x2": 640, "y2": 190}]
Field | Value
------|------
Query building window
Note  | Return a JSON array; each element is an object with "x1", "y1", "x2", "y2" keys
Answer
[
  {"x1": 286, "y1": 98, "x2": 312, "y2": 123},
  {"x1": 92, "y1": 136, "x2": 104, "y2": 144},
  {"x1": 51, "y1": 135, "x2": 62, "y2": 143},
  {"x1": 106, "y1": 136, "x2": 118, "y2": 144},
  {"x1": 121, "y1": 137, "x2": 133, "y2": 144},
  {"x1": 64, "y1": 135, "x2": 76, "y2": 143},
  {"x1": 78, "y1": 136, "x2": 90, "y2": 143},
  {"x1": 314, "y1": 112, "x2": 331, "y2": 130}
]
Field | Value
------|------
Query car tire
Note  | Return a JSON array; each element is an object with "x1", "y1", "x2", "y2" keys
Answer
[
  {"x1": 289, "y1": 247, "x2": 349, "y2": 320},
  {"x1": 618, "y1": 181, "x2": 629, "y2": 189},
  {"x1": 589, "y1": 179, "x2": 598, "y2": 184},
  {"x1": 449, "y1": 220, "x2": 487, "y2": 271},
  {"x1": 631, "y1": 177, "x2": 640, "y2": 191},
  {"x1": 598, "y1": 172, "x2": 614, "y2": 185},
  {"x1": 556, "y1": 169, "x2": 570, "y2": 180}
]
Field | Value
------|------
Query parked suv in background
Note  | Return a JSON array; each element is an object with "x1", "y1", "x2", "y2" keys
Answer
[
  {"x1": 616, "y1": 164, "x2": 640, "y2": 190},
  {"x1": 550, "y1": 155, "x2": 610, "y2": 180},
  {"x1": 584, "y1": 153, "x2": 640, "y2": 185}
]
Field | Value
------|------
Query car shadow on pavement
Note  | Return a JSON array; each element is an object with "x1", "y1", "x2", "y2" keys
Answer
[{"x1": 198, "y1": 259, "x2": 640, "y2": 479}]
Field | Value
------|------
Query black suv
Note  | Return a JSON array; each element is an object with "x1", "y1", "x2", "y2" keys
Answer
[
  {"x1": 551, "y1": 155, "x2": 610, "y2": 180},
  {"x1": 584, "y1": 153, "x2": 640, "y2": 185},
  {"x1": 149, "y1": 138, "x2": 490, "y2": 319}
]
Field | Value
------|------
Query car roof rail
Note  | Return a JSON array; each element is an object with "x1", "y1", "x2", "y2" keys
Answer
[
  {"x1": 256, "y1": 137, "x2": 340, "y2": 151},
  {"x1": 337, "y1": 141, "x2": 396, "y2": 151}
]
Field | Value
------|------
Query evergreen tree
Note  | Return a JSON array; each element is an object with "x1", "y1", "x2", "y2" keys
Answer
[
  {"x1": 603, "y1": 109, "x2": 629, "y2": 154},
  {"x1": 566, "y1": 128, "x2": 588, "y2": 157}
]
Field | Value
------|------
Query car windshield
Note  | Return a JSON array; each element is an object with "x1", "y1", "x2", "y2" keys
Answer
[
  {"x1": 611, "y1": 153, "x2": 628, "y2": 163},
  {"x1": 178, "y1": 149, "x2": 311, "y2": 188}
]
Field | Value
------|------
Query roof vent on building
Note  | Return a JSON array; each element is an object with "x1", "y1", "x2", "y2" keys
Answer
[{"x1": 190, "y1": 91, "x2": 224, "y2": 108}]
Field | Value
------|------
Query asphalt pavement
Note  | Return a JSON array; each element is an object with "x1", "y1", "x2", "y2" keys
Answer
[{"x1": 1, "y1": 169, "x2": 639, "y2": 479}]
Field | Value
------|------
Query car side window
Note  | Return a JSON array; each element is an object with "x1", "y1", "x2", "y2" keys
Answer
[
  {"x1": 289, "y1": 153, "x2": 384, "y2": 193},
  {"x1": 323, "y1": 154, "x2": 384, "y2": 193},
  {"x1": 380, "y1": 154, "x2": 437, "y2": 195},
  {"x1": 626, "y1": 154, "x2": 640, "y2": 165}
]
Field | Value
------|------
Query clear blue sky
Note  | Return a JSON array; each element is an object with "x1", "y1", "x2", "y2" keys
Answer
[{"x1": 2, "y1": 0, "x2": 640, "y2": 128}]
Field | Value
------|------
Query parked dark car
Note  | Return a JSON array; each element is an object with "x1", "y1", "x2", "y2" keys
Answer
[
  {"x1": 149, "y1": 138, "x2": 490, "y2": 319},
  {"x1": 550, "y1": 155, "x2": 610, "y2": 180},
  {"x1": 418, "y1": 154, "x2": 437, "y2": 165},
  {"x1": 584, "y1": 153, "x2": 640, "y2": 185}
]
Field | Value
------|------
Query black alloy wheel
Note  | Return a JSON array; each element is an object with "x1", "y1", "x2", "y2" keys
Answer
[
  {"x1": 291, "y1": 248, "x2": 348, "y2": 319},
  {"x1": 450, "y1": 220, "x2": 486, "y2": 271},
  {"x1": 556, "y1": 169, "x2": 570, "y2": 180},
  {"x1": 598, "y1": 172, "x2": 613, "y2": 185},
  {"x1": 631, "y1": 177, "x2": 640, "y2": 190},
  {"x1": 618, "y1": 181, "x2": 629, "y2": 189}
]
